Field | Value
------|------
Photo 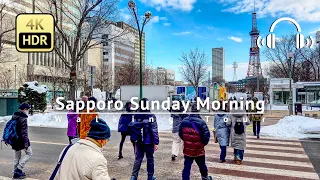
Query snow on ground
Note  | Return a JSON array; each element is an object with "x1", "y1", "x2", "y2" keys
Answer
[
  {"x1": 261, "y1": 116, "x2": 320, "y2": 139},
  {"x1": 266, "y1": 104, "x2": 320, "y2": 111},
  {"x1": 0, "y1": 112, "x2": 173, "y2": 131}
]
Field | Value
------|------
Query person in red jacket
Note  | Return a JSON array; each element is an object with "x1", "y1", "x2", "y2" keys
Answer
[{"x1": 179, "y1": 104, "x2": 212, "y2": 180}]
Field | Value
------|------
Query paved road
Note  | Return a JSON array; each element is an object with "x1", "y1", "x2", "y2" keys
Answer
[{"x1": 0, "y1": 121, "x2": 319, "y2": 179}]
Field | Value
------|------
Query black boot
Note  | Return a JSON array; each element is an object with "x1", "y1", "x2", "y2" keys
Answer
[
  {"x1": 147, "y1": 176, "x2": 156, "y2": 180},
  {"x1": 118, "y1": 153, "x2": 123, "y2": 159},
  {"x1": 13, "y1": 168, "x2": 26, "y2": 179},
  {"x1": 202, "y1": 175, "x2": 212, "y2": 180},
  {"x1": 171, "y1": 155, "x2": 177, "y2": 161}
]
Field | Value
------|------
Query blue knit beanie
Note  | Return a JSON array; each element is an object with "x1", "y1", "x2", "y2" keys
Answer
[
  {"x1": 87, "y1": 118, "x2": 111, "y2": 140},
  {"x1": 19, "y1": 102, "x2": 31, "y2": 110}
]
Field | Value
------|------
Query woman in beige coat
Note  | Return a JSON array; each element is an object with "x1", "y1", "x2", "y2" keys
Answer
[{"x1": 54, "y1": 118, "x2": 112, "y2": 180}]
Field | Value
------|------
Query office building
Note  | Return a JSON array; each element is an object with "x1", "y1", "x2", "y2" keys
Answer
[{"x1": 212, "y1": 47, "x2": 225, "y2": 80}]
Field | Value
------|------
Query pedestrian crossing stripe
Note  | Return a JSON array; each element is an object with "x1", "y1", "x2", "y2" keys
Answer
[{"x1": 158, "y1": 133, "x2": 319, "y2": 180}]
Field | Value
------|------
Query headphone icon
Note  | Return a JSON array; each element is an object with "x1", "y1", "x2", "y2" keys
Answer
[{"x1": 257, "y1": 17, "x2": 314, "y2": 49}]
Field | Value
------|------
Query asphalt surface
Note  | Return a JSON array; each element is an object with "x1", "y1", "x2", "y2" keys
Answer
[{"x1": 0, "y1": 122, "x2": 319, "y2": 179}]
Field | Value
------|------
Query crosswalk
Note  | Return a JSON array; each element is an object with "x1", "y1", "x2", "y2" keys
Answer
[{"x1": 159, "y1": 133, "x2": 319, "y2": 180}]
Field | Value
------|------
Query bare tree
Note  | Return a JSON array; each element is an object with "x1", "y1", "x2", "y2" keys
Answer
[
  {"x1": 43, "y1": 0, "x2": 123, "y2": 100},
  {"x1": 115, "y1": 58, "x2": 139, "y2": 90},
  {"x1": 0, "y1": 68, "x2": 14, "y2": 90},
  {"x1": 39, "y1": 67, "x2": 69, "y2": 99},
  {"x1": 225, "y1": 83, "x2": 236, "y2": 93},
  {"x1": 264, "y1": 35, "x2": 317, "y2": 82},
  {"x1": 179, "y1": 48, "x2": 208, "y2": 97},
  {"x1": 0, "y1": 0, "x2": 21, "y2": 63},
  {"x1": 95, "y1": 63, "x2": 113, "y2": 92}
]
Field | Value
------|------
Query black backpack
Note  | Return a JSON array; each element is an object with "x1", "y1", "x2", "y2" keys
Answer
[{"x1": 234, "y1": 118, "x2": 245, "y2": 135}]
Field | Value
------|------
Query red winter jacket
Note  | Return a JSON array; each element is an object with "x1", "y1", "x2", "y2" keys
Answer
[{"x1": 179, "y1": 114, "x2": 210, "y2": 157}]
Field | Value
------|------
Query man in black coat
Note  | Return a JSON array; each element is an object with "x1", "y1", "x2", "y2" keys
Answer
[{"x1": 11, "y1": 103, "x2": 32, "y2": 179}]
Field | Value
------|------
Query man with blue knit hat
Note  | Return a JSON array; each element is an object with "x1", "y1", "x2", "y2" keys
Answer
[
  {"x1": 55, "y1": 118, "x2": 114, "y2": 180},
  {"x1": 10, "y1": 102, "x2": 32, "y2": 179}
]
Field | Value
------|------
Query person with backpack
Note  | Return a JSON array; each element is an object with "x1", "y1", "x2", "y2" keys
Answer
[
  {"x1": 7, "y1": 103, "x2": 32, "y2": 179},
  {"x1": 249, "y1": 97, "x2": 263, "y2": 139},
  {"x1": 67, "y1": 104, "x2": 78, "y2": 144},
  {"x1": 129, "y1": 98, "x2": 159, "y2": 180},
  {"x1": 118, "y1": 101, "x2": 135, "y2": 159},
  {"x1": 78, "y1": 97, "x2": 98, "y2": 139},
  {"x1": 170, "y1": 101, "x2": 186, "y2": 161},
  {"x1": 227, "y1": 104, "x2": 250, "y2": 165},
  {"x1": 179, "y1": 104, "x2": 212, "y2": 180},
  {"x1": 52, "y1": 118, "x2": 114, "y2": 180},
  {"x1": 213, "y1": 104, "x2": 230, "y2": 163}
]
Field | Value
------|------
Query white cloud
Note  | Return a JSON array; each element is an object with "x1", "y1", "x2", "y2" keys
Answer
[
  {"x1": 216, "y1": 38, "x2": 224, "y2": 41},
  {"x1": 218, "y1": 0, "x2": 320, "y2": 22},
  {"x1": 310, "y1": 28, "x2": 320, "y2": 34},
  {"x1": 173, "y1": 31, "x2": 192, "y2": 36},
  {"x1": 139, "y1": 0, "x2": 197, "y2": 11},
  {"x1": 156, "y1": 7, "x2": 161, "y2": 11},
  {"x1": 159, "y1": 17, "x2": 168, "y2": 21},
  {"x1": 149, "y1": 16, "x2": 160, "y2": 24},
  {"x1": 163, "y1": 23, "x2": 171, "y2": 26},
  {"x1": 228, "y1": 36, "x2": 243, "y2": 42},
  {"x1": 207, "y1": 26, "x2": 217, "y2": 30},
  {"x1": 120, "y1": 8, "x2": 131, "y2": 21},
  {"x1": 197, "y1": 9, "x2": 202, "y2": 12}
]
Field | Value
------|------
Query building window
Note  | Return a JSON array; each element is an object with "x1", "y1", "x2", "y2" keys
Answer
[
  {"x1": 102, "y1": 34, "x2": 108, "y2": 39},
  {"x1": 104, "y1": 58, "x2": 109, "y2": 62},
  {"x1": 103, "y1": 42, "x2": 108, "y2": 46},
  {"x1": 103, "y1": 52, "x2": 108, "y2": 55},
  {"x1": 36, "y1": 53, "x2": 39, "y2": 65}
]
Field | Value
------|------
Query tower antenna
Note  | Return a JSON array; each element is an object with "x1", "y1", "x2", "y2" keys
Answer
[{"x1": 232, "y1": 61, "x2": 238, "y2": 81}]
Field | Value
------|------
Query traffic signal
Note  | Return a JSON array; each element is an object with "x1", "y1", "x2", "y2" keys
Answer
[{"x1": 213, "y1": 82, "x2": 218, "y2": 89}]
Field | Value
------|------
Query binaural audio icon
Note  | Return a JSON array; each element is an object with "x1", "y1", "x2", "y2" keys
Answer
[{"x1": 256, "y1": 17, "x2": 315, "y2": 49}]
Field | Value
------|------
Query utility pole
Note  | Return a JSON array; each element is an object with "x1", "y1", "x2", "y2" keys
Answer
[
  {"x1": 288, "y1": 53, "x2": 294, "y2": 115},
  {"x1": 256, "y1": 63, "x2": 259, "y2": 92}
]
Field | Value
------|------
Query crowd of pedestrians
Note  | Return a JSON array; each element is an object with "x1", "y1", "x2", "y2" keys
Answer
[{"x1": 2, "y1": 96, "x2": 262, "y2": 180}]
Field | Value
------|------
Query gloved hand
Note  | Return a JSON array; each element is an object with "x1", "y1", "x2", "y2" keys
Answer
[{"x1": 111, "y1": 178, "x2": 116, "y2": 180}]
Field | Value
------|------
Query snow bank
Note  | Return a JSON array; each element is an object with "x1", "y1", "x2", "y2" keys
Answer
[
  {"x1": 261, "y1": 116, "x2": 320, "y2": 139},
  {"x1": 1, "y1": 112, "x2": 173, "y2": 131},
  {"x1": 25, "y1": 81, "x2": 47, "y2": 94}
]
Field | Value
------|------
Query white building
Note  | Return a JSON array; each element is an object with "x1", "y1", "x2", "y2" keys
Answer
[
  {"x1": 269, "y1": 78, "x2": 320, "y2": 105},
  {"x1": 212, "y1": 47, "x2": 225, "y2": 80}
]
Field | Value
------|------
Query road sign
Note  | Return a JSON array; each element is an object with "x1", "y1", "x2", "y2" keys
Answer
[{"x1": 16, "y1": 14, "x2": 54, "y2": 52}]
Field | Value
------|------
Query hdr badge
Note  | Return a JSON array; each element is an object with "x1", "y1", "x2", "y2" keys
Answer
[{"x1": 16, "y1": 14, "x2": 54, "y2": 52}]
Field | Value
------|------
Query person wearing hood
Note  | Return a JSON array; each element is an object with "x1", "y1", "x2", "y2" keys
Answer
[
  {"x1": 227, "y1": 103, "x2": 250, "y2": 165},
  {"x1": 54, "y1": 118, "x2": 113, "y2": 180},
  {"x1": 170, "y1": 101, "x2": 187, "y2": 161},
  {"x1": 249, "y1": 97, "x2": 262, "y2": 139},
  {"x1": 78, "y1": 97, "x2": 98, "y2": 139},
  {"x1": 67, "y1": 104, "x2": 79, "y2": 144},
  {"x1": 179, "y1": 104, "x2": 212, "y2": 180},
  {"x1": 130, "y1": 98, "x2": 159, "y2": 180},
  {"x1": 11, "y1": 103, "x2": 32, "y2": 179},
  {"x1": 213, "y1": 102, "x2": 230, "y2": 163},
  {"x1": 118, "y1": 101, "x2": 135, "y2": 159}
]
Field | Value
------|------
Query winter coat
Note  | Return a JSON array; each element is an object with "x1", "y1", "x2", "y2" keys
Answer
[
  {"x1": 118, "y1": 114, "x2": 133, "y2": 133},
  {"x1": 134, "y1": 113, "x2": 159, "y2": 145},
  {"x1": 227, "y1": 110, "x2": 250, "y2": 150},
  {"x1": 213, "y1": 113, "x2": 230, "y2": 146},
  {"x1": 78, "y1": 109, "x2": 98, "y2": 139},
  {"x1": 171, "y1": 108, "x2": 187, "y2": 133},
  {"x1": 249, "y1": 103, "x2": 263, "y2": 121},
  {"x1": 179, "y1": 114, "x2": 210, "y2": 157},
  {"x1": 55, "y1": 139, "x2": 111, "y2": 180},
  {"x1": 11, "y1": 110, "x2": 30, "y2": 151},
  {"x1": 67, "y1": 110, "x2": 78, "y2": 137}
]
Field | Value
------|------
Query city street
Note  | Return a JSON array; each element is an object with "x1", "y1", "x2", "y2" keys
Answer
[{"x1": 0, "y1": 121, "x2": 319, "y2": 180}]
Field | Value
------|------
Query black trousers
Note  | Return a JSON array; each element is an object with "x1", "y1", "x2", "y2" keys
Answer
[
  {"x1": 182, "y1": 155, "x2": 208, "y2": 180},
  {"x1": 131, "y1": 143, "x2": 154, "y2": 178},
  {"x1": 119, "y1": 132, "x2": 135, "y2": 155}
]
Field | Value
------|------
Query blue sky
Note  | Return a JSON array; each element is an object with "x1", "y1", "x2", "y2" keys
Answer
[{"x1": 118, "y1": 0, "x2": 320, "y2": 81}]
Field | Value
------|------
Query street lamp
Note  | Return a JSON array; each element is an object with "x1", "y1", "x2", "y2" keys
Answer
[
  {"x1": 128, "y1": 0, "x2": 152, "y2": 99},
  {"x1": 287, "y1": 52, "x2": 294, "y2": 115}
]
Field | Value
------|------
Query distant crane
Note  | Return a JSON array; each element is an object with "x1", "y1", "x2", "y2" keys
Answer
[{"x1": 232, "y1": 61, "x2": 238, "y2": 81}]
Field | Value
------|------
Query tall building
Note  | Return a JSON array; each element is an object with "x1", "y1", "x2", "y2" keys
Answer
[
  {"x1": 0, "y1": 0, "x2": 87, "y2": 100},
  {"x1": 247, "y1": 5, "x2": 262, "y2": 78},
  {"x1": 212, "y1": 47, "x2": 225, "y2": 80},
  {"x1": 116, "y1": 21, "x2": 145, "y2": 66},
  {"x1": 156, "y1": 67, "x2": 175, "y2": 85}
]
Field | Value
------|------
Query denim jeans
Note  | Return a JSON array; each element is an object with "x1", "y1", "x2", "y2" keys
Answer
[
  {"x1": 14, "y1": 146, "x2": 33, "y2": 171},
  {"x1": 131, "y1": 143, "x2": 154, "y2": 178},
  {"x1": 182, "y1": 155, "x2": 208, "y2": 180},
  {"x1": 219, "y1": 146, "x2": 227, "y2": 161},
  {"x1": 234, "y1": 149, "x2": 244, "y2": 161},
  {"x1": 253, "y1": 121, "x2": 261, "y2": 136}
]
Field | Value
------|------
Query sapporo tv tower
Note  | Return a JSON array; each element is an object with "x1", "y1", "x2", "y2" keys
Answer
[{"x1": 247, "y1": 2, "x2": 262, "y2": 78}]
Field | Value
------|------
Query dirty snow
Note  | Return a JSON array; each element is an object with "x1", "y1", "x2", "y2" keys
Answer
[
  {"x1": 0, "y1": 112, "x2": 173, "y2": 131},
  {"x1": 25, "y1": 81, "x2": 47, "y2": 94},
  {"x1": 261, "y1": 116, "x2": 320, "y2": 139}
]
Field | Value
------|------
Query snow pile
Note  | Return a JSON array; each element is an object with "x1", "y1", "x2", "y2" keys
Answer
[
  {"x1": 1, "y1": 112, "x2": 173, "y2": 131},
  {"x1": 93, "y1": 89, "x2": 105, "y2": 101},
  {"x1": 25, "y1": 81, "x2": 47, "y2": 94},
  {"x1": 261, "y1": 116, "x2": 320, "y2": 139}
]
